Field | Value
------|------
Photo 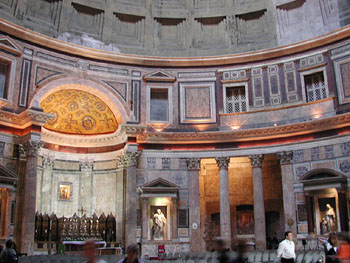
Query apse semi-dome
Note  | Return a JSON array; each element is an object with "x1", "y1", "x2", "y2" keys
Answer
[
  {"x1": 0, "y1": 0, "x2": 348, "y2": 56},
  {"x1": 40, "y1": 88, "x2": 118, "y2": 135}
]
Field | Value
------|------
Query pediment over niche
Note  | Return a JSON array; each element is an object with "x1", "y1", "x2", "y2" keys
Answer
[
  {"x1": 143, "y1": 70, "x2": 176, "y2": 82},
  {"x1": 0, "y1": 165, "x2": 17, "y2": 185},
  {"x1": 141, "y1": 178, "x2": 179, "y2": 195},
  {"x1": 0, "y1": 36, "x2": 22, "y2": 56},
  {"x1": 300, "y1": 168, "x2": 347, "y2": 190}
]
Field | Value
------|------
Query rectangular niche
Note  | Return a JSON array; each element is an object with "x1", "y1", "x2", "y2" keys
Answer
[
  {"x1": 154, "y1": 18, "x2": 186, "y2": 50},
  {"x1": 235, "y1": 9, "x2": 269, "y2": 44},
  {"x1": 113, "y1": 13, "x2": 145, "y2": 48},
  {"x1": 25, "y1": 0, "x2": 62, "y2": 29},
  {"x1": 334, "y1": 57, "x2": 350, "y2": 104},
  {"x1": 58, "y1": 182, "x2": 72, "y2": 202},
  {"x1": 70, "y1": 3, "x2": 104, "y2": 38},
  {"x1": 147, "y1": 85, "x2": 173, "y2": 124},
  {"x1": 179, "y1": 82, "x2": 216, "y2": 123},
  {"x1": 193, "y1": 16, "x2": 229, "y2": 49}
]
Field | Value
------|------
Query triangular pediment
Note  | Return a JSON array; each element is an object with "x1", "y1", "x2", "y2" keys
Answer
[
  {"x1": 0, "y1": 165, "x2": 17, "y2": 184},
  {"x1": 0, "y1": 36, "x2": 22, "y2": 56},
  {"x1": 142, "y1": 178, "x2": 179, "y2": 189},
  {"x1": 143, "y1": 70, "x2": 176, "y2": 82}
]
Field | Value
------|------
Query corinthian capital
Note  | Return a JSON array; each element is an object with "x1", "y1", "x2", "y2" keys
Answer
[
  {"x1": 277, "y1": 151, "x2": 293, "y2": 165},
  {"x1": 215, "y1": 157, "x2": 230, "y2": 170},
  {"x1": 249, "y1": 154, "x2": 264, "y2": 168},
  {"x1": 42, "y1": 157, "x2": 54, "y2": 168},
  {"x1": 117, "y1": 152, "x2": 140, "y2": 168},
  {"x1": 185, "y1": 158, "x2": 201, "y2": 171},
  {"x1": 21, "y1": 140, "x2": 44, "y2": 158},
  {"x1": 80, "y1": 159, "x2": 94, "y2": 171}
]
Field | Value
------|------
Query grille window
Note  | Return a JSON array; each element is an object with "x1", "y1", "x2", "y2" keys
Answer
[
  {"x1": 226, "y1": 86, "x2": 247, "y2": 113},
  {"x1": 304, "y1": 72, "x2": 327, "y2": 102}
]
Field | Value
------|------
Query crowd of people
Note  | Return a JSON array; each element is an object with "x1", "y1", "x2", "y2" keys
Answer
[{"x1": 0, "y1": 232, "x2": 349, "y2": 263}]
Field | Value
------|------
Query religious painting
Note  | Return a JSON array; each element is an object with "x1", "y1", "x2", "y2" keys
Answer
[
  {"x1": 58, "y1": 183, "x2": 72, "y2": 201},
  {"x1": 236, "y1": 205, "x2": 254, "y2": 235},
  {"x1": 318, "y1": 197, "x2": 336, "y2": 234},
  {"x1": 150, "y1": 206, "x2": 167, "y2": 240}
]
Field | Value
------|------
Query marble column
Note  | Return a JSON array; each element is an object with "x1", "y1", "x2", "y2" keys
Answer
[
  {"x1": 118, "y1": 151, "x2": 140, "y2": 248},
  {"x1": 249, "y1": 154, "x2": 266, "y2": 250},
  {"x1": 337, "y1": 189, "x2": 349, "y2": 232},
  {"x1": 277, "y1": 151, "x2": 297, "y2": 236},
  {"x1": 186, "y1": 158, "x2": 201, "y2": 252},
  {"x1": 79, "y1": 160, "x2": 94, "y2": 215},
  {"x1": 172, "y1": 197, "x2": 178, "y2": 240},
  {"x1": 20, "y1": 140, "x2": 44, "y2": 255},
  {"x1": 141, "y1": 197, "x2": 149, "y2": 241},
  {"x1": 215, "y1": 157, "x2": 231, "y2": 248}
]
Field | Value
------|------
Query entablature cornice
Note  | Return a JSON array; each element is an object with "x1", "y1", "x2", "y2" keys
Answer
[
  {"x1": 0, "y1": 109, "x2": 54, "y2": 130},
  {"x1": 137, "y1": 113, "x2": 350, "y2": 144}
]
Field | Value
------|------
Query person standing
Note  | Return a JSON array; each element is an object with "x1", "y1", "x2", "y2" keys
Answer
[
  {"x1": 118, "y1": 244, "x2": 144, "y2": 263},
  {"x1": 0, "y1": 239, "x2": 17, "y2": 263},
  {"x1": 82, "y1": 240, "x2": 107, "y2": 263},
  {"x1": 277, "y1": 231, "x2": 296, "y2": 263}
]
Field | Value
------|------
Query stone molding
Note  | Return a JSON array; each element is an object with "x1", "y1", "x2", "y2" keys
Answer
[
  {"x1": 120, "y1": 124, "x2": 147, "y2": 136},
  {"x1": 137, "y1": 113, "x2": 350, "y2": 144},
  {"x1": 116, "y1": 152, "x2": 140, "y2": 168},
  {"x1": 21, "y1": 140, "x2": 44, "y2": 158},
  {"x1": 249, "y1": 154, "x2": 264, "y2": 168},
  {"x1": 1, "y1": 18, "x2": 349, "y2": 66},
  {"x1": 0, "y1": 108, "x2": 54, "y2": 129},
  {"x1": 277, "y1": 151, "x2": 293, "y2": 165},
  {"x1": 215, "y1": 157, "x2": 230, "y2": 170},
  {"x1": 185, "y1": 158, "x2": 201, "y2": 170}
]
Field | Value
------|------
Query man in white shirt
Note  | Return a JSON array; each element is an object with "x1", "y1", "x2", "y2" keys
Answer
[{"x1": 277, "y1": 231, "x2": 296, "y2": 263}]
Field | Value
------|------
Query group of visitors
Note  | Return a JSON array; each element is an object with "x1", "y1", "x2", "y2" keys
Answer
[{"x1": 321, "y1": 232, "x2": 350, "y2": 263}]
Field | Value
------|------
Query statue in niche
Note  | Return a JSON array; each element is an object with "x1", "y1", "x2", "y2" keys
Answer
[
  {"x1": 325, "y1": 204, "x2": 336, "y2": 231},
  {"x1": 152, "y1": 209, "x2": 167, "y2": 240}
]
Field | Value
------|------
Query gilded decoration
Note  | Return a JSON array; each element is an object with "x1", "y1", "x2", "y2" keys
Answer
[{"x1": 41, "y1": 89, "x2": 118, "y2": 135}]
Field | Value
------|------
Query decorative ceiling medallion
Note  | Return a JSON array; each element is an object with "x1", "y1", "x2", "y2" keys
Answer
[{"x1": 41, "y1": 89, "x2": 118, "y2": 135}]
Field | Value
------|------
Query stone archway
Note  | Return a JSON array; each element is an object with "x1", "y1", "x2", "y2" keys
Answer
[{"x1": 299, "y1": 169, "x2": 349, "y2": 234}]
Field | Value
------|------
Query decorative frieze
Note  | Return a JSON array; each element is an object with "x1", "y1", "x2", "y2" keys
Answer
[{"x1": 249, "y1": 154, "x2": 264, "y2": 168}]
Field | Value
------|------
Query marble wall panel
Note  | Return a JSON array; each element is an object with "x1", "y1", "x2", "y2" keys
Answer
[
  {"x1": 92, "y1": 172, "x2": 117, "y2": 216},
  {"x1": 311, "y1": 160, "x2": 336, "y2": 170},
  {"x1": 94, "y1": 160, "x2": 117, "y2": 170},
  {"x1": 54, "y1": 160, "x2": 80, "y2": 170}
]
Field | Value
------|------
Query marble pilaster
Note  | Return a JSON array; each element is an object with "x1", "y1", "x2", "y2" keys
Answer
[
  {"x1": 172, "y1": 197, "x2": 178, "y2": 240},
  {"x1": 215, "y1": 157, "x2": 231, "y2": 248},
  {"x1": 277, "y1": 151, "x2": 297, "y2": 236},
  {"x1": 337, "y1": 189, "x2": 349, "y2": 232},
  {"x1": 186, "y1": 158, "x2": 201, "y2": 252},
  {"x1": 249, "y1": 154, "x2": 266, "y2": 250},
  {"x1": 41, "y1": 157, "x2": 54, "y2": 214},
  {"x1": 141, "y1": 198, "x2": 149, "y2": 241},
  {"x1": 117, "y1": 151, "x2": 140, "y2": 248},
  {"x1": 79, "y1": 159, "x2": 94, "y2": 216},
  {"x1": 20, "y1": 140, "x2": 44, "y2": 255}
]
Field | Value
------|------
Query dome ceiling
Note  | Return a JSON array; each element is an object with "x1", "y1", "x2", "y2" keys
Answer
[{"x1": 41, "y1": 89, "x2": 118, "y2": 135}]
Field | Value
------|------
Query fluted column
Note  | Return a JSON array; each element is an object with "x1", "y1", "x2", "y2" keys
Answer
[
  {"x1": 215, "y1": 157, "x2": 231, "y2": 248},
  {"x1": 20, "y1": 140, "x2": 44, "y2": 255},
  {"x1": 249, "y1": 154, "x2": 266, "y2": 250},
  {"x1": 277, "y1": 151, "x2": 297, "y2": 236},
  {"x1": 117, "y1": 151, "x2": 140, "y2": 248},
  {"x1": 186, "y1": 158, "x2": 201, "y2": 252},
  {"x1": 79, "y1": 159, "x2": 94, "y2": 215}
]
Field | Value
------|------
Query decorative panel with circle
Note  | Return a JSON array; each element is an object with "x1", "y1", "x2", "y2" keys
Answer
[{"x1": 41, "y1": 89, "x2": 118, "y2": 135}]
